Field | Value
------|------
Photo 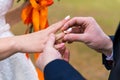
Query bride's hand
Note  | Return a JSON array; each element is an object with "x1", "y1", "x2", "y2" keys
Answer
[
  {"x1": 36, "y1": 34, "x2": 70, "y2": 71},
  {"x1": 0, "y1": 16, "x2": 70, "y2": 60},
  {"x1": 14, "y1": 17, "x2": 70, "y2": 53}
]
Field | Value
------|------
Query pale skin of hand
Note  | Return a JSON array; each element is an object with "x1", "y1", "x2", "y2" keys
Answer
[
  {"x1": 62, "y1": 17, "x2": 113, "y2": 57},
  {"x1": 6, "y1": 1, "x2": 30, "y2": 26},
  {"x1": 0, "y1": 17, "x2": 70, "y2": 60},
  {"x1": 36, "y1": 34, "x2": 70, "y2": 71}
]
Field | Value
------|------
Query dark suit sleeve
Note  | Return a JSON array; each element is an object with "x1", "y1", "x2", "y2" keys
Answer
[
  {"x1": 102, "y1": 36, "x2": 114, "y2": 70},
  {"x1": 44, "y1": 59, "x2": 86, "y2": 80}
]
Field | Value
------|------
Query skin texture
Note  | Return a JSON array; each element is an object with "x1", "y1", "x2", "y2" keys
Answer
[
  {"x1": 0, "y1": 17, "x2": 70, "y2": 60},
  {"x1": 36, "y1": 34, "x2": 70, "y2": 71},
  {"x1": 36, "y1": 17, "x2": 113, "y2": 71},
  {"x1": 62, "y1": 17, "x2": 113, "y2": 56}
]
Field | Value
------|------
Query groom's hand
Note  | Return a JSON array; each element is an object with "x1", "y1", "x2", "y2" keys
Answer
[
  {"x1": 62, "y1": 17, "x2": 112, "y2": 56},
  {"x1": 36, "y1": 34, "x2": 70, "y2": 71}
]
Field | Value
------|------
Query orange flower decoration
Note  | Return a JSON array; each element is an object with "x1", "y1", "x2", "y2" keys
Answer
[
  {"x1": 21, "y1": 0, "x2": 53, "y2": 80},
  {"x1": 21, "y1": 0, "x2": 53, "y2": 31}
]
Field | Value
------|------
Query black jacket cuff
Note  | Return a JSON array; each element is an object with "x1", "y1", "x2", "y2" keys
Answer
[{"x1": 102, "y1": 36, "x2": 114, "y2": 70}]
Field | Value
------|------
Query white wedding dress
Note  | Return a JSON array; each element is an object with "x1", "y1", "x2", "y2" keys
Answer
[{"x1": 0, "y1": 0, "x2": 38, "y2": 80}]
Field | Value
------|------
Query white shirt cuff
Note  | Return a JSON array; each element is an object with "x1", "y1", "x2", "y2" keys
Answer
[{"x1": 106, "y1": 51, "x2": 113, "y2": 60}]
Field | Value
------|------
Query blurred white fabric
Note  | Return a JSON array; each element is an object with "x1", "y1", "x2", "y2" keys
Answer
[{"x1": 0, "y1": 0, "x2": 38, "y2": 80}]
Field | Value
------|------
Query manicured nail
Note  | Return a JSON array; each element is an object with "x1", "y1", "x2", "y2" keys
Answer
[
  {"x1": 64, "y1": 15, "x2": 70, "y2": 20},
  {"x1": 64, "y1": 28, "x2": 72, "y2": 34}
]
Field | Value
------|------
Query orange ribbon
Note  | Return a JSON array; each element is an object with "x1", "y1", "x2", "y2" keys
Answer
[{"x1": 21, "y1": 0, "x2": 53, "y2": 80}]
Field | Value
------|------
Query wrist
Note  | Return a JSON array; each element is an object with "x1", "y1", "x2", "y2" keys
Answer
[
  {"x1": 12, "y1": 35, "x2": 23, "y2": 53},
  {"x1": 6, "y1": 37, "x2": 19, "y2": 55},
  {"x1": 102, "y1": 35, "x2": 113, "y2": 56}
]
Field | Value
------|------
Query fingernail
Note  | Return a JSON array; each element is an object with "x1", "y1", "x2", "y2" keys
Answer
[
  {"x1": 64, "y1": 15, "x2": 70, "y2": 20},
  {"x1": 64, "y1": 28, "x2": 72, "y2": 34}
]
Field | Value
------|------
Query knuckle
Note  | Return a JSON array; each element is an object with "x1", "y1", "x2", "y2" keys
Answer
[
  {"x1": 72, "y1": 17, "x2": 79, "y2": 20},
  {"x1": 87, "y1": 17, "x2": 95, "y2": 22}
]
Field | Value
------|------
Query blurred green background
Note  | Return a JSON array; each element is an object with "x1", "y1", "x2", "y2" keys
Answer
[{"x1": 11, "y1": 0, "x2": 120, "y2": 80}]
